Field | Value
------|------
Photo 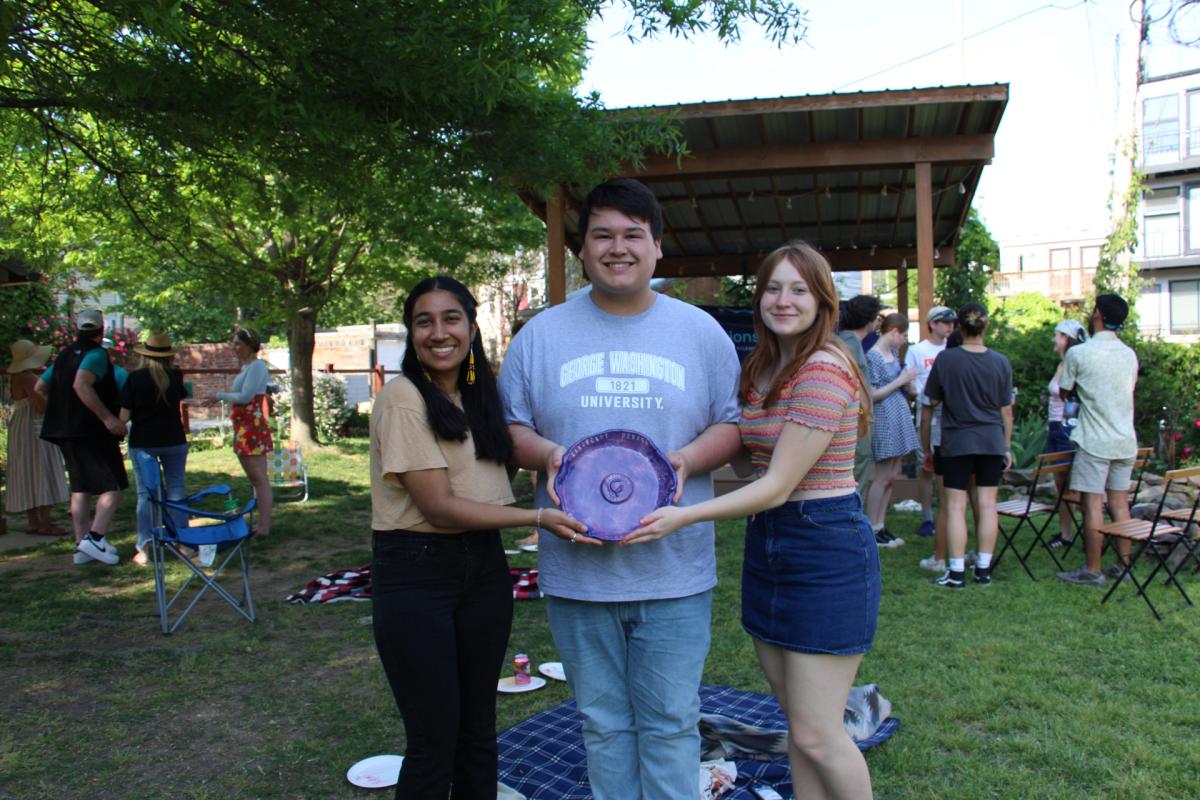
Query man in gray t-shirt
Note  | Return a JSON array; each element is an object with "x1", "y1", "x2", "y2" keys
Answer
[{"x1": 499, "y1": 178, "x2": 741, "y2": 800}]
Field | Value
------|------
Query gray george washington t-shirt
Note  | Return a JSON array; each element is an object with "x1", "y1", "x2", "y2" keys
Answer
[
  {"x1": 922, "y1": 346, "x2": 1013, "y2": 457},
  {"x1": 499, "y1": 293, "x2": 741, "y2": 602}
]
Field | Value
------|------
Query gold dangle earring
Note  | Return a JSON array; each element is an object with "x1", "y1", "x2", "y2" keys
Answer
[{"x1": 466, "y1": 350, "x2": 476, "y2": 385}]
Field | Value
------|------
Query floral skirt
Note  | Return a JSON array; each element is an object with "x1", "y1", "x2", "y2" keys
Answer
[{"x1": 231, "y1": 395, "x2": 274, "y2": 456}]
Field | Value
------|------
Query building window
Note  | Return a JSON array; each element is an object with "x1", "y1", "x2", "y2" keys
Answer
[
  {"x1": 1049, "y1": 248, "x2": 1071, "y2": 269},
  {"x1": 1145, "y1": 94, "x2": 1180, "y2": 164},
  {"x1": 1189, "y1": 91, "x2": 1200, "y2": 157},
  {"x1": 1170, "y1": 279, "x2": 1200, "y2": 333},
  {"x1": 1080, "y1": 245, "x2": 1102, "y2": 268},
  {"x1": 1188, "y1": 184, "x2": 1200, "y2": 252},
  {"x1": 1145, "y1": 185, "x2": 1181, "y2": 257}
]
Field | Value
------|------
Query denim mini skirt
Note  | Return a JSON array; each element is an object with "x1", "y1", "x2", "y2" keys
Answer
[
  {"x1": 1045, "y1": 420, "x2": 1075, "y2": 455},
  {"x1": 742, "y1": 493, "x2": 882, "y2": 656}
]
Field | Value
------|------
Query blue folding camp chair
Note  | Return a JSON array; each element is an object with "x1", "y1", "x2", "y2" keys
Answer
[{"x1": 135, "y1": 451, "x2": 258, "y2": 635}]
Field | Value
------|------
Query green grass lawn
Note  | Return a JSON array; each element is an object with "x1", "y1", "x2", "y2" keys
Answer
[{"x1": 2, "y1": 438, "x2": 1198, "y2": 799}]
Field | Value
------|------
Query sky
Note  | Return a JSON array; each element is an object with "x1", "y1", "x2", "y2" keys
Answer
[{"x1": 579, "y1": 0, "x2": 1137, "y2": 246}]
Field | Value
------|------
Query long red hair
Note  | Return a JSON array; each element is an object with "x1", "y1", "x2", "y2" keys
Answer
[{"x1": 738, "y1": 242, "x2": 872, "y2": 436}]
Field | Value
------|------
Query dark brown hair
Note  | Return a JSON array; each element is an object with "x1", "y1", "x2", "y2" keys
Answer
[{"x1": 233, "y1": 326, "x2": 261, "y2": 353}]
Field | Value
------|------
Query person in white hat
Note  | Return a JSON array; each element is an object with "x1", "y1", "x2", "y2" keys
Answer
[
  {"x1": 1043, "y1": 320, "x2": 1088, "y2": 549},
  {"x1": 5, "y1": 339, "x2": 70, "y2": 535},
  {"x1": 904, "y1": 305, "x2": 957, "y2": 541},
  {"x1": 35, "y1": 309, "x2": 128, "y2": 566}
]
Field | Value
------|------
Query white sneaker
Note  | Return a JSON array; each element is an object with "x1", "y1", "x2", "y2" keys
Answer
[
  {"x1": 73, "y1": 535, "x2": 111, "y2": 565},
  {"x1": 919, "y1": 554, "x2": 946, "y2": 572},
  {"x1": 77, "y1": 535, "x2": 120, "y2": 565}
]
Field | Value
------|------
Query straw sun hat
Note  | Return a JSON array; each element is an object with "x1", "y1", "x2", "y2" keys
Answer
[
  {"x1": 7, "y1": 339, "x2": 53, "y2": 374},
  {"x1": 132, "y1": 331, "x2": 178, "y2": 358}
]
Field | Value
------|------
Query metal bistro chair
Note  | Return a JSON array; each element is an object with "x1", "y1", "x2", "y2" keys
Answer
[
  {"x1": 135, "y1": 451, "x2": 258, "y2": 636},
  {"x1": 994, "y1": 450, "x2": 1075, "y2": 578},
  {"x1": 1098, "y1": 465, "x2": 1200, "y2": 621}
]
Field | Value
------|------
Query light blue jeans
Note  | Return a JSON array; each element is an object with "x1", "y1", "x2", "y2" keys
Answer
[
  {"x1": 129, "y1": 444, "x2": 189, "y2": 550},
  {"x1": 546, "y1": 590, "x2": 712, "y2": 800}
]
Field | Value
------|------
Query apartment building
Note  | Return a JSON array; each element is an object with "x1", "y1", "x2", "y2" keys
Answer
[{"x1": 1135, "y1": 33, "x2": 1200, "y2": 341}]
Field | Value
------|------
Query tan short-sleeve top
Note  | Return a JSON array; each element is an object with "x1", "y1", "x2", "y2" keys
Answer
[{"x1": 369, "y1": 376, "x2": 515, "y2": 532}]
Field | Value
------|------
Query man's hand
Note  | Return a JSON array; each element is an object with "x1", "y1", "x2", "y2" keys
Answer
[
  {"x1": 544, "y1": 445, "x2": 566, "y2": 506},
  {"x1": 1003, "y1": 450, "x2": 1013, "y2": 471},
  {"x1": 667, "y1": 450, "x2": 690, "y2": 503},
  {"x1": 105, "y1": 417, "x2": 128, "y2": 438}
]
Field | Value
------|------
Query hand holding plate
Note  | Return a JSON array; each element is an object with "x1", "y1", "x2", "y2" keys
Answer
[
  {"x1": 622, "y1": 505, "x2": 690, "y2": 545},
  {"x1": 544, "y1": 444, "x2": 566, "y2": 506},
  {"x1": 539, "y1": 508, "x2": 602, "y2": 546},
  {"x1": 667, "y1": 450, "x2": 689, "y2": 503}
]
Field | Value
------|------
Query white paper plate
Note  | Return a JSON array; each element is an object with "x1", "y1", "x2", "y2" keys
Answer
[
  {"x1": 519, "y1": 543, "x2": 539, "y2": 553},
  {"x1": 346, "y1": 754, "x2": 404, "y2": 788},
  {"x1": 497, "y1": 675, "x2": 546, "y2": 693},
  {"x1": 538, "y1": 662, "x2": 567, "y2": 682}
]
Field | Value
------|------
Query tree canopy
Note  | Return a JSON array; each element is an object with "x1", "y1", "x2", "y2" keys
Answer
[
  {"x1": 2, "y1": 0, "x2": 809, "y2": 443},
  {"x1": 935, "y1": 208, "x2": 999, "y2": 313}
]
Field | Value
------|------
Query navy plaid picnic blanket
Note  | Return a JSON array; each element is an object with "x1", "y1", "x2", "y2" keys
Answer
[{"x1": 498, "y1": 684, "x2": 899, "y2": 799}]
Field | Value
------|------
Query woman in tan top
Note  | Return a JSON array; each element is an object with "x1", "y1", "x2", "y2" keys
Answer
[{"x1": 369, "y1": 276, "x2": 588, "y2": 800}]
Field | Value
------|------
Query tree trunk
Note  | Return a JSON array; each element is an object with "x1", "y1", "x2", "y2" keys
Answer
[{"x1": 288, "y1": 310, "x2": 319, "y2": 448}]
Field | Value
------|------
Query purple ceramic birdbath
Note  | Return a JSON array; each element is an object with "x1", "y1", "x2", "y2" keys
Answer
[{"x1": 554, "y1": 429, "x2": 678, "y2": 541}]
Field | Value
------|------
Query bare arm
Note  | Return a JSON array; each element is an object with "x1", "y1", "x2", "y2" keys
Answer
[
  {"x1": 508, "y1": 423, "x2": 566, "y2": 505},
  {"x1": 920, "y1": 400, "x2": 935, "y2": 454},
  {"x1": 74, "y1": 369, "x2": 127, "y2": 437},
  {"x1": 624, "y1": 421, "x2": 835, "y2": 544},
  {"x1": 870, "y1": 365, "x2": 917, "y2": 402},
  {"x1": 667, "y1": 422, "x2": 742, "y2": 502},
  {"x1": 398, "y1": 468, "x2": 597, "y2": 544},
  {"x1": 33, "y1": 377, "x2": 50, "y2": 404},
  {"x1": 1001, "y1": 404, "x2": 1013, "y2": 470}
]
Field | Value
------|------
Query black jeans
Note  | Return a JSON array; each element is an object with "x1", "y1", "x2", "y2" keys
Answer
[{"x1": 371, "y1": 529, "x2": 514, "y2": 800}]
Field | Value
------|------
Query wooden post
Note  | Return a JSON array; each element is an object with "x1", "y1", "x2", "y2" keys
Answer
[
  {"x1": 897, "y1": 264, "x2": 909, "y2": 318},
  {"x1": 915, "y1": 161, "x2": 934, "y2": 327},
  {"x1": 547, "y1": 190, "x2": 567, "y2": 306}
]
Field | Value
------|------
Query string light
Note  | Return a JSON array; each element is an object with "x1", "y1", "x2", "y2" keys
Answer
[
  {"x1": 958, "y1": 182, "x2": 966, "y2": 194},
  {"x1": 881, "y1": 185, "x2": 888, "y2": 197},
  {"x1": 901, "y1": 258, "x2": 907, "y2": 269},
  {"x1": 825, "y1": 186, "x2": 832, "y2": 198},
  {"x1": 870, "y1": 245, "x2": 877, "y2": 256},
  {"x1": 934, "y1": 248, "x2": 941, "y2": 259},
  {"x1": 786, "y1": 197, "x2": 793, "y2": 209}
]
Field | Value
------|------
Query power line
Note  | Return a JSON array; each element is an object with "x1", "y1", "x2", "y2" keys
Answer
[{"x1": 833, "y1": 0, "x2": 1090, "y2": 92}]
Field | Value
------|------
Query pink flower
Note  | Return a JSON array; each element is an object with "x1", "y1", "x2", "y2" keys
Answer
[
  {"x1": 1176, "y1": 432, "x2": 1184, "y2": 441},
  {"x1": 1184, "y1": 446, "x2": 1194, "y2": 457}
]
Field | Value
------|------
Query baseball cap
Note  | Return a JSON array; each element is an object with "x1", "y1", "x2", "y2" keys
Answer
[
  {"x1": 928, "y1": 306, "x2": 956, "y2": 323},
  {"x1": 77, "y1": 309, "x2": 104, "y2": 332}
]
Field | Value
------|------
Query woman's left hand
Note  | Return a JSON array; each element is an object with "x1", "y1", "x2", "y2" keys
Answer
[{"x1": 622, "y1": 505, "x2": 690, "y2": 545}]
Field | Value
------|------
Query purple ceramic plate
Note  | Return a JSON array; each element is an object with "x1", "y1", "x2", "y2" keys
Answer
[{"x1": 554, "y1": 429, "x2": 678, "y2": 541}]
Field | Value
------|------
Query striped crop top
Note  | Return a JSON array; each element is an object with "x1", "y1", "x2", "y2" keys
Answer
[{"x1": 739, "y1": 358, "x2": 861, "y2": 493}]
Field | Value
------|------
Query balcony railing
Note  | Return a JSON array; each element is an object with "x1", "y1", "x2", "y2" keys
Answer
[
  {"x1": 1141, "y1": 127, "x2": 1200, "y2": 166},
  {"x1": 991, "y1": 268, "x2": 1097, "y2": 300}
]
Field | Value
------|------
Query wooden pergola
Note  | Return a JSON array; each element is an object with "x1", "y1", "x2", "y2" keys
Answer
[{"x1": 522, "y1": 83, "x2": 1008, "y2": 324}]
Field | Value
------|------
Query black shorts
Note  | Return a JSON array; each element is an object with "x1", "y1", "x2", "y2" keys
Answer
[
  {"x1": 939, "y1": 453, "x2": 1005, "y2": 491},
  {"x1": 59, "y1": 437, "x2": 129, "y2": 494},
  {"x1": 932, "y1": 446, "x2": 943, "y2": 477}
]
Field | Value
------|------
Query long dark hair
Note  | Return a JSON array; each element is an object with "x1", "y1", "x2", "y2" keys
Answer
[
  {"x1": 739, "y1": 241, "x2": 872, "y2": 437},
  {"x1": 401, "y1": 275, "x2": 513, "y2": 464}
]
